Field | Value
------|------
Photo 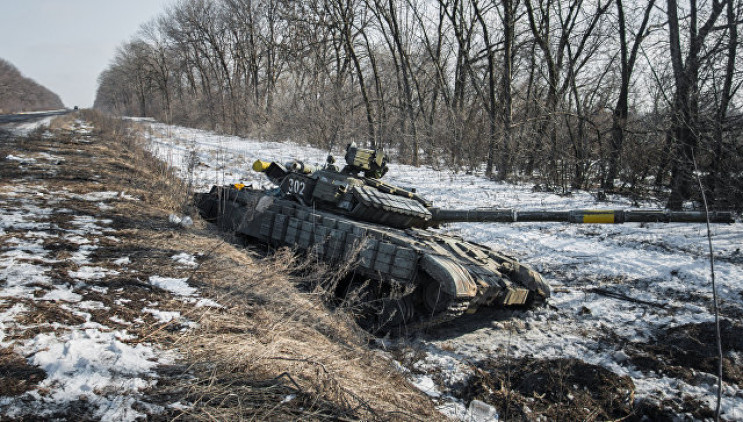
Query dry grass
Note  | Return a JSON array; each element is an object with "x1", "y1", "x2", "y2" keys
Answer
[
  {"x1": 0, "y1": 347, "x2": 46, "y2": 397},
  {"x1": 66, "y1": 111, "x2": 443, "y2": 420}
]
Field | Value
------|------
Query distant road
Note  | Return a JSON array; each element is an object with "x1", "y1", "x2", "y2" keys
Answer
[{"x1": 0, "y1": 109, "x2": 71, "y2": 124}]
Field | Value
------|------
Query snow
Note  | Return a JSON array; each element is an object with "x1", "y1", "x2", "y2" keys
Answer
[
  {"x1": 171, "y1": 252, "x2": 198, "y2": 268},
  {"x1": 140, "y1": 120, "x2": 743, "y2": 420},
  {"x1": 169, "y1": 401, "x2": 191, "y2": 410},
  {"x1": 148, "y1": 276, "x2": 197, "y2": 297},
  {"x1": 195, "y1": 298, "x2": 223, "y2": 308},
  {"x1": 6, "y1": 154, "x2": 37, "y2": 164},
  {"x1": 5, "y1": 116, "x2": 54, "y2": 135},
  {"x1": 169, "y1": 213, "x2": 194, "y2": 227},
  {"x1": 144, "y1": 308, "x2": 181, "y2": 323},
  {"x1": 73, "y1": 191, "x2": 137, "y2": 202},
  {"x1": 0, "y1": 121, "x2": 227, "y2": 420},
  {"x1": 411, "y1": 375, "x2": 442, "y2": 398},
  {"x1": 40, "y1": 286, "x2": 83, "y2": 302},
  {"x1": 17, "y1": 329, "x2": 169, "y2": 421},
  {"x1": 113, "y1": 256, "x2": 131, "y2": 266},
  {"x1": 0, "y1": 195, "x2": 165, "y2": 419},
  {"x1": 69, "y1": 266, "x2": 120, "y2": 280}
]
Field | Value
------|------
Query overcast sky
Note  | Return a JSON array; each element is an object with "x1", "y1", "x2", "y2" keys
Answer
[{"x1": 0, "y1": 0, "x2": 173, "y2": 108}]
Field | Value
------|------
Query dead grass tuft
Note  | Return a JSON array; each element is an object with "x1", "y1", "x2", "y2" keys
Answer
[
  {"x1": 133, "y1": 235, "x2": 437, "y2": 420},
  {"x1": 0, "y1": 347, "x2": 46, "y2": 397}
]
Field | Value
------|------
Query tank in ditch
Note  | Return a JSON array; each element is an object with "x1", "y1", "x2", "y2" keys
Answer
[{"x1": 194, "y1": 144, "x2": 733, "y2": 333}]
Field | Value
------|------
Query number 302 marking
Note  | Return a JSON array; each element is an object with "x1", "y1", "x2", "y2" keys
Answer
[{"x1": 288, "y1": 178, "x2": 305, "y2": 196}]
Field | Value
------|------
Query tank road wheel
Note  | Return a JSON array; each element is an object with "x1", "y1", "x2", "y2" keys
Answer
[
  {"x1": 342, "y1": 280, "x2": 376, "y2": 329},
  {"x1": 422, "y1": 280, "x2": 455, "y2": 314},
  {"x1": 343, "y1": 280, "x2": 414, "y2": 335},
  {"x1": 407, "y1": 276, "x2": 471, "y2": 331},
  {"x1": 375, "y1": 295, "x2": 415, "y2": 334}
]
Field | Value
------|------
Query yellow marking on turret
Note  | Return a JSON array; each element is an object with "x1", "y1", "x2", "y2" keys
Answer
[
  {"x1": 583, "y1": 212, "x2": 615, "y2": 224},
  {"x1": 253, "y1": 160, "x2": 270, "y2": 172},
  {"x1": 233, "y1": 183, "x2": 246, "y2": 190}
]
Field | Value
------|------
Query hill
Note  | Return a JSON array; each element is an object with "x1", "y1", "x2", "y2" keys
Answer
[{"x1": 0, "y1": 58, "x2": 63, "y2": 113}]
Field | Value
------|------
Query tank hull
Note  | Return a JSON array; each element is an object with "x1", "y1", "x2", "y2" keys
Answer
[{"x1": 196, "y1": 185, "x2": 550, "y2": 332}]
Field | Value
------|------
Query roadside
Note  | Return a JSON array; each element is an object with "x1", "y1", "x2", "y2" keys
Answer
[
  {"x1": 0, "y1": 112, "x2": 440, "y2": 420},
  {"x1": 140, "y1": 118, "x2": 743, "y2": 421}
]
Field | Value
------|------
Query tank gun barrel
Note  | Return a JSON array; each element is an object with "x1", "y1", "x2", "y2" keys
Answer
[{"x1": 430, "y1": 208, "x2": 735, "y2": 225}]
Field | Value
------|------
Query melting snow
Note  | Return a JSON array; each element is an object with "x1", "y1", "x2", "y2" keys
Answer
[
  {"x1": 144, "y1": 308, "x2": 181, "y2": 323},
  {"x1": 6, "y1": 154, "x2": 37, "y2": 164},
  {"x1": 148, "y1": 276, "x2": 197, "y2": 297},
  {"x1": 0, "y1": 121, "x2": 226, "y2": 420},
  {"x1": 171, "y1": 252, "x2": 198, "y2": 267},
  {"x1": 140, "y1": 120, "x2": 743, "y2": 420},
  {"x1": 14, "y1": 329, "x2": 171, "y2": 421},
  {"x1": 68, "y1": 266, "x2": 120, "y2": 280}
]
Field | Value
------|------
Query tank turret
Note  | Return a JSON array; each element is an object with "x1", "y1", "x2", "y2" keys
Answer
[
  {"x1": 194, "y1": 145, "x2": 735, "y2": 334},
  {"x1": 251, "y1": 144, "x2": 434, "y2": 229}
]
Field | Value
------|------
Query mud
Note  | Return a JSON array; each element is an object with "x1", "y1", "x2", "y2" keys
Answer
[
  {"x1": 461, "y1": 357, "x2": 635, "y2": 421},
  {"x1": 626, "y1": 319, "x2": 743, "y2": 389}
]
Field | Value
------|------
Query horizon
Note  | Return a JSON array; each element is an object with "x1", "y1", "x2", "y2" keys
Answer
[{"x1": 0, "y1": 0, "x2": 172, "y2": 108}]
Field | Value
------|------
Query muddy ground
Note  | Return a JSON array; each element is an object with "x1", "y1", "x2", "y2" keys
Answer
[{"x1": 392, "y1": 302, "x2": 740, "y2": 420}]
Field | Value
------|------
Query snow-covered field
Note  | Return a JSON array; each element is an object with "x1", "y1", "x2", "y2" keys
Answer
[{"x1": 140, "y1": 121, "x2": 743, "y2": 420}]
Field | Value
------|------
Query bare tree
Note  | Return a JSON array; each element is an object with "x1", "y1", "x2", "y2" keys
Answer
[
  {"x1": 603, "y1": 0, "x2": 656, "y2": 190},
  {"x1": 708, "y1": 0, "x2": 741, "y2": 206},
  {"x1": 92, "y1": 0, "x2": 743, "y2": 209},
  {"x1": 0, "y1": 58, "x2": 64, "y2": 113},
  {"x1": 666, "y1": 0, "x2": 728, "y2": 209},
  {"x1": 524, "y1": 0, "x2": 613, "y2": 188}
]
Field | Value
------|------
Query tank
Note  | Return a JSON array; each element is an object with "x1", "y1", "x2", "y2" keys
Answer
[{"x1": 194, "y1": 144, "x2": 734, "y2": 333}]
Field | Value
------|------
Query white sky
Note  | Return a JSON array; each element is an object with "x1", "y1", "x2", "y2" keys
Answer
[{"x1": 0, "y1": 0, "x2": 173, "y2": 108}]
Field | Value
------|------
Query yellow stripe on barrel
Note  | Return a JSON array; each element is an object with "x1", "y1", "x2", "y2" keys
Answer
[{"x1": 582, "y1": 211, "x2": 615, "y2": 224}]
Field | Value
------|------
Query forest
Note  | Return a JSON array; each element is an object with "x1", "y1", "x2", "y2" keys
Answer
[
  {"x1": 93, "y1": 0, "x2": 743, "y2": 210},
  {"x1": 0, "y1": 58, "x2": 64, "y2": 114}
]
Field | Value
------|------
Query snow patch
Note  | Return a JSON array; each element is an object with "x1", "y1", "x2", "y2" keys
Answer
[
  {"x1": 6, "y1": 154, "x2": 37, "y2": 164},
  {"x1": 68, "y1": 266, "x2": 120, "y2": 281},
  {"x1": 171, "y1": 252, "x2": 198, "y2": 267},
  {"x1": 148, "y1": 276, "x2": 197, "y2": 297},
  {"x1": 113, "y1": 257, "x2": 131, "y2": 266},
  {"x1": 144, "y1": 308, "x2": 181, "y2": 323},
  {"x1": 18, "y1": 329, "x2": 171, "y2": 421}
]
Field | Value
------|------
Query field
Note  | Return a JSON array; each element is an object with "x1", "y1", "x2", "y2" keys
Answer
[
  {"x1": 0, "y1": 114, "x2": 741, "y2": 420},
  {"x1": 142, "y1": 119, "x2": 743, "y2": 421}
]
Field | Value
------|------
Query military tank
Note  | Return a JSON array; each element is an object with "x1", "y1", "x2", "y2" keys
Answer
[{"x1": 194, "y1": 144, "x2": 734, "y2": 333}]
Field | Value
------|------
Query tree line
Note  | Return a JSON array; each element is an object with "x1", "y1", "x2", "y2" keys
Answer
[
  {"x1": 0, "y1": 58, "x2": 64, "y2": 114},
  {"x1": 93, "y1": 0, "x2": 743, "y2": 210}
]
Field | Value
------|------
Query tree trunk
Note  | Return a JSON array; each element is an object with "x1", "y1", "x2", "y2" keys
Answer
[
  {"x1": 665, "y1": 0, "x2": 726, "y2": 209},
  {"x1": 497, "y1": 0, "x2": 515, "y2": 181},
  {"x1": 709, "y1": 0, "x2": 737, "y2": 206}
]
